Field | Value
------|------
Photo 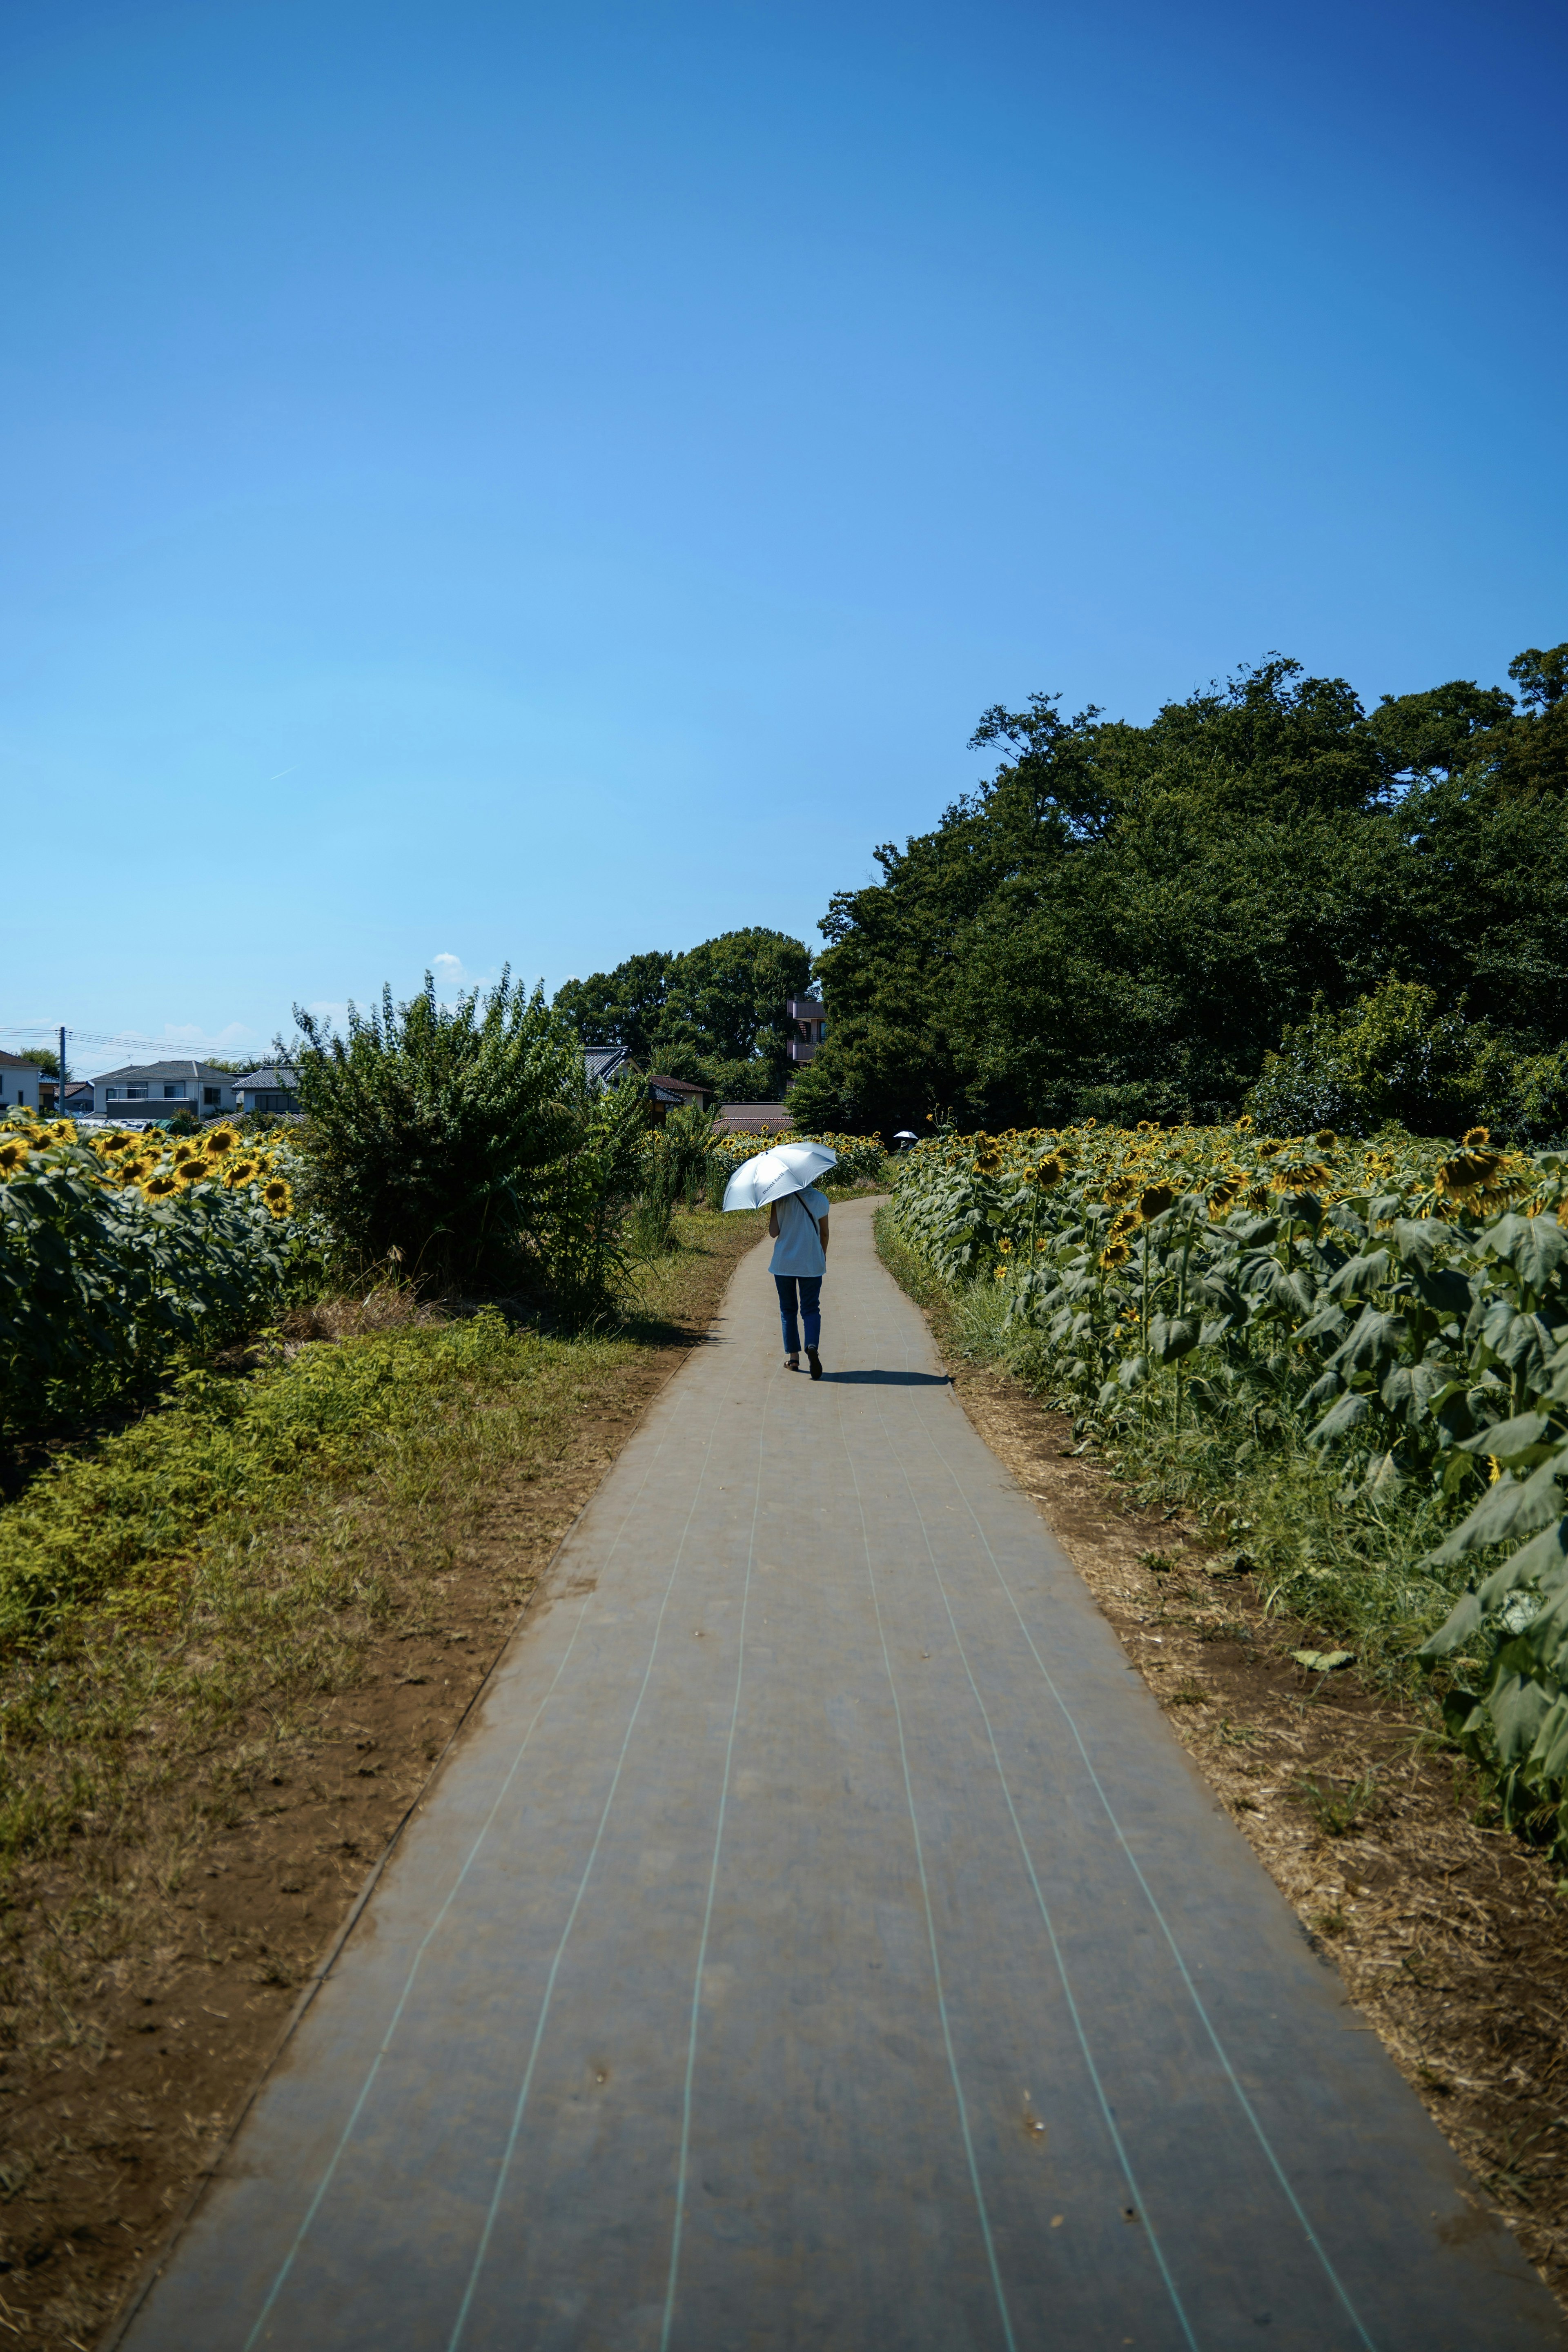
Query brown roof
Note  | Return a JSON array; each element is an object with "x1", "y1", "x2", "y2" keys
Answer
[
  {"x1": 646, "y1": 1074, "x2": 710, "y2": 1096},
  {"x1": 0, "y1": 1049, "x2": 42, "y2": 1071}
]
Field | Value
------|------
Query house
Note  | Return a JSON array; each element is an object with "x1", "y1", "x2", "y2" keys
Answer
[
  {"x1": 584, "y1": 1045, "x2": 635, "y2": 1091},
  {"x1": 646, "y1": 1074, "x2": 711, "y2": 1126},
  {"x1": 233, "y1": 1066, "x2": 300, "y2": 1116},
  {"x1": 786, "y1": 996, "x2": 827, "y2": 1067},
  {"x1": 92, "y1": 1061, "x2": 238, "y2": 1118},
  {"x1": 0, "y1": 1051, "x2": 44, "y2": 1112},
  {"x1": 715, "y1": 1101, "x2": 794, "y2": 1137}
]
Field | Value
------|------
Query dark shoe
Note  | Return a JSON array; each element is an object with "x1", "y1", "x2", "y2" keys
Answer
[{"x1": 807, "y1": 1349, "x2": 823, "y2": 1381}]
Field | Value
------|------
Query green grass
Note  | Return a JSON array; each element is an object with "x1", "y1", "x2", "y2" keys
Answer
[{"x1": 0, "y1": 1306, "x2": 638, "y2": 1869}]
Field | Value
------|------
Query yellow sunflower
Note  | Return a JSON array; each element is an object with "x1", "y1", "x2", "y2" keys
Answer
[
  {"x1": 1461, "y1": 1126, "x2": 1491, "y2": 1148},
  {"x1": 224, "y1": 1158, "x2": 260, "y2": 1187},
  {"x1": 262, "y1": 1177, "x2": 293, "y2": 1217},
  {"x1": 201, "y1": 1125, "x2": 240, "y2": 1158},
  {"x1": 145, "y1": 1172, "x2": 180, "y2": 1198},
  {"x1": 1435, "y1": 1150, "x2": 1503, "y2": 1200},
  {"x1": 1099, "y1": 1237, "x2": 1130, "y2": 1267},
  {"x1": 1137, "y1": 1183, "x2": 1178, "y2": 1223},
  {"x1": 0, "y1": 1136, "x2": 33, "y2": 1176}
]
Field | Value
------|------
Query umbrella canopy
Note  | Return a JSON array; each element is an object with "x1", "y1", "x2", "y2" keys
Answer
[{"x1": 722, "y1": 1140, "x2": 838, "y2": 1211}]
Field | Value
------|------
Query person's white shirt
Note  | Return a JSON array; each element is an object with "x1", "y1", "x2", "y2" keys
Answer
[{"x1": 768, "y1": 1186, "x2": 829, "y2": 1277}]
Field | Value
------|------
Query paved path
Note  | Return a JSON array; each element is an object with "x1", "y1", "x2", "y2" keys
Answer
[{"x1": 115, "y1": 1202, "x2": 1562, "y2": 2351}]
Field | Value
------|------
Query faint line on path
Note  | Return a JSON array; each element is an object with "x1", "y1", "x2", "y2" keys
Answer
[
  {"x1": 658, "y1": 1368, "x2": 772, "y2": 2348},
  {"x1": 916, "y1": 1404, "x2": 1379, "y2": 2352},
  {"x1": 445, "y1": 1375, "x2": 747, "y2": 2352},
  {"x1": 873, "y1": 1395, "x2": 1198, "y2": 2348},
  {"x1": 836, "y1": 1390, "x2": 1019, "y2": 2352}
]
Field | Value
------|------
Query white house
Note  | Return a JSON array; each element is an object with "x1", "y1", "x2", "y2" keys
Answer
[
  {"x1": 92, "y1": 1060, "x2": 238, "y2": 1118},
  {"x1": 0, "y1": 1051, "x2": 44, "y2": 1111},
  {"x1": 232, "y1": 1066, "x2": 300, "y2": 1116}
]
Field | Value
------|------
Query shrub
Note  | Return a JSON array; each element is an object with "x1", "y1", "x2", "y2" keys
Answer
[
  {"x1": 292, "y1": 972, "x2": 622, "y2": 1292},
  {"x1": 1246, "y1": 978, "x2": 1556, "y2": 1143}
]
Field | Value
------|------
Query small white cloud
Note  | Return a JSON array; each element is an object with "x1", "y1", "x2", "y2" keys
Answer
[{"x1": 431, "y1": 952, "x2": 463, "y2": 980}]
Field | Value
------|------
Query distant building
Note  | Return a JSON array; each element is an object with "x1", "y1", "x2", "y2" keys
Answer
[
  {"x1": 786, "y1": 996, "x2": 827, "y2": 1067},
  {"x1": 92, "y1": 1061, "x2": 238, "y2": 1117},
  {"x1": 0, "y1": 1051, "x2": 44, "y2": 1112},
  {"x1": 646, "y1": 1074, "x2": 711, "y2": 1125},
  {"x1": 233, "y1": 1066, "x2": 300, "y2": 1116},
  {"x1": 715, "y1": 1101, "x2": 793, "y2": 1136},
  {"x1": 584, "y1": 1046, "x2": 635, "y2": 1091}
]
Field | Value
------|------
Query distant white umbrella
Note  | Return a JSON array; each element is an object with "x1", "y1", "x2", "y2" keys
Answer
[{"x1": 722, "y1": 1140, "x2": 838, "y2": 1211}]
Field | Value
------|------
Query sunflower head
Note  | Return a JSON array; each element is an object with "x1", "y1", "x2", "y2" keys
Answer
[
  {"x1": 997, "y1": 1235, "x2": 1012, "y2": 1255},
  {"x1": 174, "y1": 1160, "x2": 207, "y2": 1186},
  {"x1": 1312, "y1": 1129, "x2": 1339, "y2": 1150},
  {"x1": 1436, "y1": 1150, "x2": 1503, "y2": 1198},
  {"x1": 1099, "y1": 1238, "x2": 1130, "y2": 1268},
  {"x1": 0, "y1": 1137, "x2": 32, "y2": 1176},
  {"x1": 262, "y1": 1177, "x2": 293, "y2": 1217},
  {"x1": 145, "y1": 1172, "x2": 180, "y2": 1198},
  {"x1": 1462, "y1": 1125, "x2": 1491, "y2": 1148},
  {"x1": 1031, "y1": 1154, "x2": 1067, "y2": 1191},
  {"x1": 202, "y1": 1125, "x2": 240, "y2": 1159},
  {"x1": 225, "y1": 1158, "x2": 260, "y2": 1187},
  {"x1": 1137, "y1": 1183, "x2": 1178, "y2": 1223}
]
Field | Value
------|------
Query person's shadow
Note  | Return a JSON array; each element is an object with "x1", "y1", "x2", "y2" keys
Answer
[{"x1": 822, "y1": 1369, "x2": 950, "y2": 1386}]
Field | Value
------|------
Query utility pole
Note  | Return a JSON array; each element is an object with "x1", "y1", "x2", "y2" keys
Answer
[{"x1": 58, "y1": 1025, "x2": 67, "y2": 1116}]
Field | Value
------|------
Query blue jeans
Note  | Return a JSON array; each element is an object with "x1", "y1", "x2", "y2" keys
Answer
[{"x1": 774, "y1": 1275, "x2": 822, "y2": 1354}]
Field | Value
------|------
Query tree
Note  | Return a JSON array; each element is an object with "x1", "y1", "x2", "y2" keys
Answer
[
  {"x1": 552, "y1": 951, "x2": 673, "y2": 1064},
  {"x1": 554, "y1": 928, "x2": 812, "y2": 1100},
  {"x1": 793, "y1": 644, "x2": 1568, "y2": 1137}
]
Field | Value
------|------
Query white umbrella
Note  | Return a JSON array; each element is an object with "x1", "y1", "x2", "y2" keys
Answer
[{"x1": 722, "y1": 1140, "x2": 838, "y2": 1211}]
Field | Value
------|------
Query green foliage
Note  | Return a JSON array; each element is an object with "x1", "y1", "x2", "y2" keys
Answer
[
  {"x1": 794, "y1": 645, "x2": 1568, "y2": 1138},
  {"x1": 887, "y1": 1119, "x2": 1568, "y2": 1853},
  {"x1": 293, "y1": 970, "x2": 638, "y2": 1296},
  {"x1": 0, "y1": 1130, "x2": 286, "y2": 1437},
  {"x1": 0, "y1": 1307, "x2": 595, "y2": 1655},
  {"x1": 1249, "y1": 980, "x2": 1568, "y2": 1145},
  {"x1": 555, "y1": 928, "x2": 813, "y2": 1100}
]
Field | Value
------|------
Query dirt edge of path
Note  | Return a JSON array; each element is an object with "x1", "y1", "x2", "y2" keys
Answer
[
  {"x1": 0, "y1": 1217, "x2": 765, "y2": 2352},
  {"x1": 892, "y1": 1269, "x2": 1568, "y2": 2316}
]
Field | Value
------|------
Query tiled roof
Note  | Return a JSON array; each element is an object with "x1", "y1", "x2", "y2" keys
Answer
[
  {"x1": 0, "y1": 1049, "x2": 42, "y2": 1070},
  {"x1": 94, "y1": 1060, "x2": 238, "y2": 1085}
]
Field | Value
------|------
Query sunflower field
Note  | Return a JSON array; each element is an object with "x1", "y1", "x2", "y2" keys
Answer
[
  {"x1": 0, "y1": 1116, "x2": 305, "y2": 1436},
  {"x1": 706, "y1": 1128, "x2": 889, "y2": 1187},
  {"x1": 890, "y1": 1118, "x2": 1568, "y2": 1840}
]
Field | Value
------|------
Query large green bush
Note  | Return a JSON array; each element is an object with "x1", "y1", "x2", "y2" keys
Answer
[
  {"x1": 292, "y1": 972, "x2": 647, "y2": 1301},
  {"x1": 1247, "y1": 978, "x2": 1568, "y2": 1145}
]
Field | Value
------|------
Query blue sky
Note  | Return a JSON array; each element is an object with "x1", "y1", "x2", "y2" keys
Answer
[{"x1": 3, "y1": 0, "x2": 1564, "y2": 1074}]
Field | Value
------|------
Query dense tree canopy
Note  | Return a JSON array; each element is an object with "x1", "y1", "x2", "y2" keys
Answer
[
  {"x1": 554, "y1": 927, "x2": 812, "y2": 1101},
  {"x1": 788, "y1": 650, "x2": 1568, "y2": 1138}
]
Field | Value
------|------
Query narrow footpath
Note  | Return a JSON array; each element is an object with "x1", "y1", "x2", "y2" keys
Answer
[{"x1": 111, "y1": 1202, "x2": 1564, "y2": 2351}]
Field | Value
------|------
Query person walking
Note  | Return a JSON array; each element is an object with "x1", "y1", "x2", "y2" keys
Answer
[{"x1": 768, "y1": 1182, "x2": 830, "y2": 1378}]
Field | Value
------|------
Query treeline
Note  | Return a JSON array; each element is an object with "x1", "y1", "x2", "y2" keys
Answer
[
  {"x1": 554, "y1": 927, "x2": 811, "y2": 1102},
  {"x1": 786, "y1": 644, "x2": 1568, "y2": 1141}
]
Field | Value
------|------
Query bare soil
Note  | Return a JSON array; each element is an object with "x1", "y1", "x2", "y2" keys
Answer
[
  {"x1": 0, "y1": 1215, "x2": 764, "y2": 2351},
  {"x1": 936, "y1": 1344, "x2": 1568, "y2": 2316}
]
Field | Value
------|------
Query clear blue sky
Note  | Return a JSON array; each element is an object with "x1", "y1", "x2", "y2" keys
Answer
[{"x1": 3, "y1": 0, "x2": 1564, "y2": 1073}]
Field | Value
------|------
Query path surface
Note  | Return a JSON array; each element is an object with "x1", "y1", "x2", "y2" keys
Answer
[{"x1": 114, "y1": 1202, "x2": 1562, "y2": 2351}]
